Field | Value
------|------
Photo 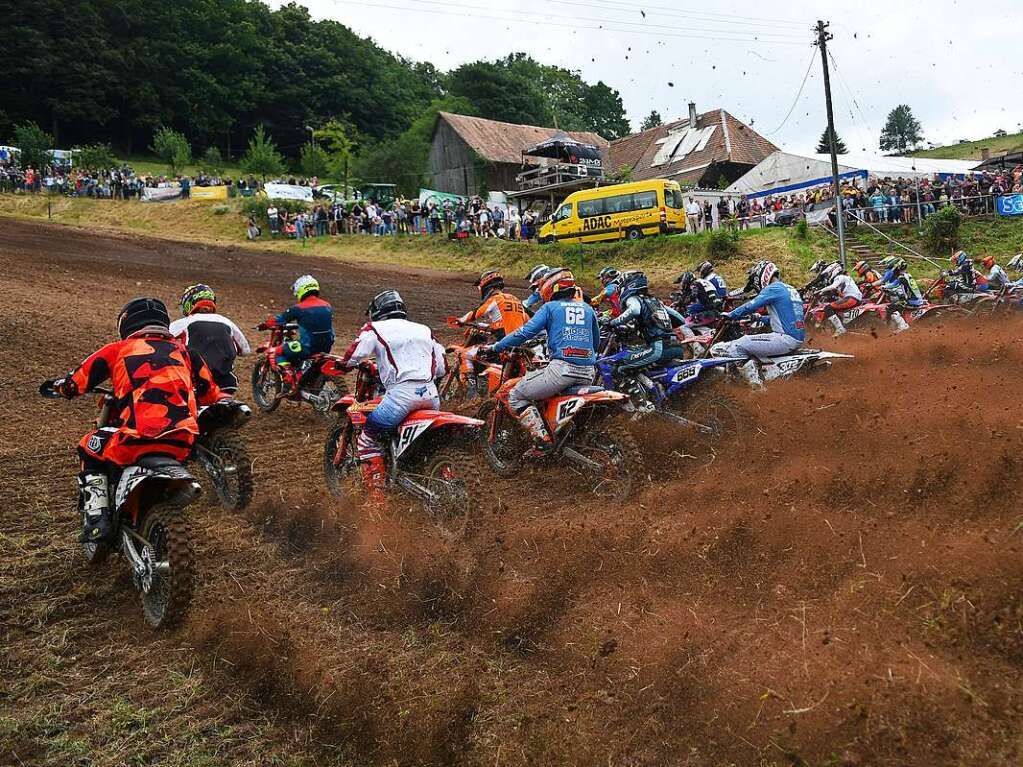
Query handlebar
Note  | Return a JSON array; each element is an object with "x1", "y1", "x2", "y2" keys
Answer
[{"x1": 39, "y1": 379, "x2": 113, "y2": 399}]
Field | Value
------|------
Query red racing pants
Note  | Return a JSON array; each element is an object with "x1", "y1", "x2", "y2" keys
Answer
[{"x1": 78, "y1": 427, "x2": 195, "y2": 474}]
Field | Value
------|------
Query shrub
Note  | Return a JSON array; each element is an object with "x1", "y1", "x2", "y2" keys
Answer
[
  {"x1": 705, "y1": 227, "x2": 739, "y2": 258},
  {"x1": 794, "y1": 219, "x2": 810, "y2": 240},
  {"x1": 922, "y1": 204, "x2": 961, "y2": 255},
  {"x1": 240, "y1": 196, "x2": 308, "y2": 224}
]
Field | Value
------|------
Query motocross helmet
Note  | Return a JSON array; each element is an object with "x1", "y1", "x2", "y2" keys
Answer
[
  {"x1": 696, "y1": 260, "x2": 714, "y2": 279},
  {"x1": 755, "y1": 261, "x2": 779, "y2": 292},
  {"x1": 477, "y1": 269, "x2": 504, "y2": 298},
  {"x1": 538, "y1": 268, "x2": 577, "y2": 303},
  {"x1": 821, "y1": 263, "x2": 843, "y2": 281},
  {"x1": 180, "y1": 283, "x2": 217, "y2": 316},
  {"x1": 1008, "y1": 254, "x2": 1023, "y2": 272},
  {"x1": 597, "y1": 266, "x2": 621, "y2": 286},
  {"x1": 853, "y1": 260, "x2": 870, "y2": 276},
  {"x1": 951, "y1": 251, "x2": 968, "y2": 267},
  {"x1": 673, "y1": 271, "x2": 695, "y2": 291},
  {"x1": 892, "y1": 258, "x2": 908, "y2": 272},
  {"x1": 879, "y1": 256, "x2": 899, "y2": 271},
  {"x1": 741, "y1": 260, "x2": 767, "y2": 294},
  {"x1": 618, "y1": 271, "x2": 650, "y2": 304},
  {"x1": 117, "y1": 297, "x2": 170, "y2": 339},
  {"x1": 292, "y1": 274, "x2": 320, "y2": 301},
  {"x1": 367, "y1": 289, "x2": 407, "y2": 321},
  {"x1": 527, "y1": 264, "x2": 551, "y2": 289},
  {"x1": 981, "y1": 255, "x2": 995, "y2": 270},
  {"x1": 809, "y1": 259, "x2": 828, "y2": 274}
]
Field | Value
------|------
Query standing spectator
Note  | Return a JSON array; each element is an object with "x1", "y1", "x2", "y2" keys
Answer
[
  {"x1": 685, "y1": 196, "x2": 702, "y2": 233},
  {"x1": 703, "y1": 200, "x2": 714, "y2": 231},
  {"x1": 267, "y1": 204, "x2": 279, "y2": 235}
]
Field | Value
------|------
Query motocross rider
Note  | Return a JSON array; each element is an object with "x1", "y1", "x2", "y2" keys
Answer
[
  {"x1": 259, "y1": 275, "x2": 335, "y2": 392},
  {"x1": 711, "y1": 261, "x2": 804, "y2": 388},
  {"x1": 815, "y1": 263, "x2": 863, "y2": 337},
  {"x1": 456, "y1": 269, "x2": 527, "y2": 340},
  {"x1": 880, "y1": 258, "x2": 920, "y2": 333},
  {"x1": 170, "y1": 284, "x2": 250, "y2": 393},
  {"x1": 854, "y1": 260, "x2": 883, "y2": 297},
  {"x1": 980, "y1": 256, "x2": 1010, "y2": 291},
  {"x1": 802, "y1": 259, "x2": 833, "y2": 296},
  {"x1": 948, "y1": 251, "x2": 978, "y2": 292},
  {"x1": 482, "y1": 268, "x2": 599, "y2": 453},
  {"x1": 522, "y1": 264, "x2": 552, "y2": 316},
  {"x1": 590, "y1": 267, "x2": 623, "y2": 315},
  {"x1": 696, "y1": 260, "x2": 728, "y2": 297},
  {"x1": 673, "y1": 271, "x2": 723, "y2": 354},
  {"x1": 53, "y1": 298, "x2": 225, "y2": 542},
  {"x1": 339, "y1": 290, "x2": 447, "y2": 501},
  {"x1": 608, "y1": 271, "x2": 686, "y2": 373}
]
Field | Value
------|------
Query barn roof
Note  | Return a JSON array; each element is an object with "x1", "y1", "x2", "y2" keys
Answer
[
  {"x1": 436, "y1": 112, "x2": 608, "y2": 165},
  {"x1": 609, "y1": 109, "x2": 777, "y2": 185}
]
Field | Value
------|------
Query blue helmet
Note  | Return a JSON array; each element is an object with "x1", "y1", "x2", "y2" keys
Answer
[{"x1": 618, "y1": 271, "x2": 649, "y2": 304}]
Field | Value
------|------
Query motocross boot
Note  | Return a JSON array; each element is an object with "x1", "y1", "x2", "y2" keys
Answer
[
  {"x1": 79, "y1": 473, "x2": 113, "y2": 543},
  {"x1": 889, "y1": 311, "x2": 910, "y2": 334},
  {"x1": 827, "y1": 314, "x2": 847, "y2": 337},
  {"x1": 737, "y1": 360, "x2": 765, "y2": 390},
  {"x1": 516, "y1": 405, "x2": 554, "y2": 456},
  {"x1": 360, "y1": 456, "x2": 387, "y2": 506}
]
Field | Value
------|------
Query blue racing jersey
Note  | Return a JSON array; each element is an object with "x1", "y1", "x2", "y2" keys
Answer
[
  {"x1": 494, "y1": 298, "x2": 599, "y2": 364},
  {"x1": 725, "y1": 281, "x2": 805, "y2": 342},
  {"x1": 523, "y1": 291, "x2": 543, "y2": 315},
  {"x1": 274, "y1": 296, "x2": 335, "y2": 354}
]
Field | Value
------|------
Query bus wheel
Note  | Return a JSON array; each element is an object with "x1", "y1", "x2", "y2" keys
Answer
[{"x1": 626, "y1": 227, "x2": 643, "y2": 241}]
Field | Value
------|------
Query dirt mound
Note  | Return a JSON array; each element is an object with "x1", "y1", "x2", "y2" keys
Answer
[{"x1": 2, "y1": 220, "x2": 1021, "y2": 767}]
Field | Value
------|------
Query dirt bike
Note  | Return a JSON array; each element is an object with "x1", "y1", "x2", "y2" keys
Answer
[
  {"x1": 804, "y1": 290, "x2": 893, "y2": 333},
  {"x1": 39, "y1": 380, "x2": 202, "y2": 629},
  {"x1": 476, "y1": 349, "x2": 643, "y2": 501},
  {"x1": 323, "y1": 361, "x2": 484, "y2": 540},
  {"x1": 250, "y1": 322, "x2": 348, "y2": 419},
  {"x1": 924, "y1": 274, "x2": 995, "y2": 311},
  {"x1": 595, "y1": 335, "x2": 747, "y2": 439},
  {"x1": 192, "y1": 400, "x2": 254, "y2": 510},
  {"x1": 437, "y1": 316, "x2": 545, "y2": 403}
]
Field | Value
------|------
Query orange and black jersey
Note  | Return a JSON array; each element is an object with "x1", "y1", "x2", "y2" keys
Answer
[
  {"x1": 66, "y1": 332, "x2": 222, "y2": 441},
  {"x1": 457, "y1": 290, "x2": 527, "y2": 339}
]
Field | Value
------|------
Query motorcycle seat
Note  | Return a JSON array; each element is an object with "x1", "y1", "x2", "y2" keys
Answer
[
  {"x1": 137, "y1": 455, "x2": 186, "y2": 470},
  {"x1": 563, "y1": 385, "x2": 604, "y2": 395}
]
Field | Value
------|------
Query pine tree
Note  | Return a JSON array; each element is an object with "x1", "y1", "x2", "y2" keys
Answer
[
  {"x1": 879, "y1": 105, "x2": 924, "y2": 154},
  {"x1": 241, "y1": 125, "x2": 285, "y2": 182},
  {"x1": 816, "y1": 126, "x2": 848, "y2": 154}
]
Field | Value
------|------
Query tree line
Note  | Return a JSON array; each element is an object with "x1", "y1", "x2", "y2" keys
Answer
[{"x1": 0, "y1": 0, "x2": 629, "y2": 192}]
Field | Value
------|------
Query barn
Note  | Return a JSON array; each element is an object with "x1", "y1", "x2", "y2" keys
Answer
[
  {"x1": 427, "y1": 112, "x2": 608, "y2": 196},
  {"x1": 608, "y1": 103, "x2": 777, "y2": 189}
]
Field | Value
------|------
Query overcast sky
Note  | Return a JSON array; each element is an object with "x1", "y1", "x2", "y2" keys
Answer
[{"x1": 284, "y1": 0, "x2": 1022, "y2": 153}]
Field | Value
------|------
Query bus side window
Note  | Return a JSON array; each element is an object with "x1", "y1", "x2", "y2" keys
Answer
[
  {"x1": 578, "y1": 199, "x2": 604, "y2": 217},
  {"x1": 633, "y1": 190, "x2": 657, "y2": 210}
]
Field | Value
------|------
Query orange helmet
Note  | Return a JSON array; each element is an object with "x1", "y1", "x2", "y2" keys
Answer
[
  {"x1": 982, "y1": 255, "x2": 995, "y2": 269},
  {"x1": 853, "y1": 260, "x2": 869, "y2": 276},
  {"x1": 539, "y1": 268, "x2": 577, "y2": 302},
  {"x1": 477, "y1": 269, "x2": 504, "y2": 297}
]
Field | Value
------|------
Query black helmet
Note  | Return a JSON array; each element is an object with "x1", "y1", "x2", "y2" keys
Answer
[
  {"x1": 117, "y1": 297, "x2": 170, "y2": 339},
  {"x1": 673, "y1": 271, "x2": 695, "y2": 293},
  {"x1": 696, "y1": 260, "x2": 714, "y2": 278},
  {"x1": 597, "y1": 266, "x2": 621, "y2": 286},
  {"x1": 367, "y1": 289, "x2": 407, "y2": 321}
]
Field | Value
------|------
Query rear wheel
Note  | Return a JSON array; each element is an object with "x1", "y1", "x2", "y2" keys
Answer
[
  {"x1": 323, "y1": 423, "x2": 361, "y2": 501},
  {"x1": 251, "y1": 359, "x2": 282, "y2": 412},
  {"x1": 478, "y1": 400, "x2": 525, "y2": 478},
  {"x1": 311, "y1": 375, "x2": 347, "y2": 421},
  {"x1": 421, "y1": 447, "x2": 482, "y2": 541},
  {"x1": 673, "y1": 392, "x2": 746, "y2": 441},
  {"x1": 626, "y1": 227, "x2": 643, "y2": 241},
  {"x1": 571, "y1": 422, "x2": 643, "y2": 501},
  {"x1": 139, "y1": 506, "x2": 195, "y2": 630},
  {"x1": 205, "y1": 429, "x2": 254, "y2": 510}
]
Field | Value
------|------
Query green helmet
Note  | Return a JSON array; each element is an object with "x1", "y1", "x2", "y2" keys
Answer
[{"x1": 292, "y1": 274, "x2": 320, "y2": 301}]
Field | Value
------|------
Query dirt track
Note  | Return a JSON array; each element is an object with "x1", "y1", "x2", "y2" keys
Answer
[{"x1": 2, "y1": 218, "x2": 1022, "y2": 766}]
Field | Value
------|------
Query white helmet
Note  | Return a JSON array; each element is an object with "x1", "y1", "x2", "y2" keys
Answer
[
  {"x1": 1007, "y1": 254, "x2": 1023, "y2": 272},
  {"x1": 292, "y1": 274, "x2": 320, "y2": 301},
  {"x1": 821, "y1": 262, "x2": 843, "y2": 281}
]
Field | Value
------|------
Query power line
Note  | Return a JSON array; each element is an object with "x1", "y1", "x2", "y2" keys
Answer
[
  {"x1": 332, "y1": 0, "x2": 809, "y2": 45},
  {"x1": 763, "y1": 46, "x2": 817, "y2": 136},
  {"x1": 547, "y1": 0, "x2": 809, "y2": 29},
  {"x1": 827, "y1": 50, "x2": 877, "y2": 147}
]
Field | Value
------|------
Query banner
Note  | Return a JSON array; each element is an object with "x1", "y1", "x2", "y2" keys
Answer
[
  {"x1": 996, "y1": 194, "x2": 1023, "y2": 217},
  {"x1": 141, "y1": 186, "x2": 182, "y2": 202},
  {"x1": 190, "y1": 185, "x2": 228, "y2": 201},
  {"x1": 419, "y1": 188, "x2": 467, "y2": 207},
  {"x1": 264, "y1": 183, "x2": 313, "y2": 201}
]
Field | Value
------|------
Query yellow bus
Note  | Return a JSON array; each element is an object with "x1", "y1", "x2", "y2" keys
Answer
[{"x1": 538, "y1": 179, "x2": 685, "y2": 244}]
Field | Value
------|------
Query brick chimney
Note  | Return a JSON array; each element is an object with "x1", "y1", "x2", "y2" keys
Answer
[
  {"x1": 980, "y1": 147, "x2": 991, "y2": 160},
  {"x1": 688, "y1": 102, "x2": 698, "y2": 129}
]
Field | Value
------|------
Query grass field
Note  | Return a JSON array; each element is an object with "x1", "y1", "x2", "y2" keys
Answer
[
  {"x1": 0, "y1": 194, "x2": 835, "y2": 288},
  {"x1": 912, "y1": 131, "x2": 1023, "y2": 161}
]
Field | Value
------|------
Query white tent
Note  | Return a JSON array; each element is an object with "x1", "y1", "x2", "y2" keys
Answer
[{"x1": 725, "y1": 150, "x2": 983, "y2": 199}]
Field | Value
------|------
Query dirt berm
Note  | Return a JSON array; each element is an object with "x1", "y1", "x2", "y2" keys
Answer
[{"x1": 1, "y1": 219, "x2": 1020, "y2": 766}]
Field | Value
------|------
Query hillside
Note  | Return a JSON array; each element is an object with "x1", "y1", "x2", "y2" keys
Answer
[{"x1": 913, "y1": 131, "x2": 1023, "y2": 161}]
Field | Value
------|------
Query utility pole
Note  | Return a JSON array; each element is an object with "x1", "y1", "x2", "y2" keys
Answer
[{"x1": 815, "y1": 20, "x2": 847, "y2": 268}]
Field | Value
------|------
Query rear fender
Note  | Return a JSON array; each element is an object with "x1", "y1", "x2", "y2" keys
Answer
[
  {"x1": 197, "y1": 401, "x2": 251, "y2": 432},
  {"x1": 116, "y1": 466, "x2": 201, "y2": 524},
  {"x1": 318, "y1": 357, "x2": 348, "y2": 377},
  {"x1": 545, "y1": 391, "x2": 628, "y2": 431},
  {"x1": 330, "y1": 393, "x2": 359, "y2": 413},
  {"x1": 392, "y1": 410, "x2": 483, "y2": 459}
]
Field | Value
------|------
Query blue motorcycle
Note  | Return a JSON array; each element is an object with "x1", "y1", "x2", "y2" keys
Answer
[{"x1": 595, "y1": 348, "x2": 747, "y2": 438}]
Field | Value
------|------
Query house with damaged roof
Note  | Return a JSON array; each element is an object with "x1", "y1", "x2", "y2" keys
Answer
[
  {"x1": 608, "y1": 103, "x2": 777, "y2": 189},
  {"x1": 427, "y1": 111, "x2": 608, "y2": 196}
]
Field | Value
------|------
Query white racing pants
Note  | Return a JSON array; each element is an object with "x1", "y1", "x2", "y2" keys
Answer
[
  {"x1": 356, "y1": 380, "x2": 439, "y2": 460},
  {"x1": 710, "y1": 332, "x2": 802, "y2": 360},
  {"x1": 508, "y1": 359, "x2": 594, "y2": 413}
]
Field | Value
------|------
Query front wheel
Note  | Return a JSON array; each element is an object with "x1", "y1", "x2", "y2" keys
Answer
[
  {"x1": 139, "y1": 506, "x2": 195, "y2": 630},
  {"x1": 478, "y1": 400, "x2": 525, "y2": 478},
  {"x1": 421, "y1": 447, "x2": 482, "y2": 541},
  {"x1": 625, "y1": 227, "x2": 643, "y2": 241},
  {"x1": 571, "y1": 422, "x2": 643, "y2": 501},
  {"x1": 251, "y1": 359, "x2": 282, "y2": 412},
  {"x1": 311, "y1": 375, "x2": 347, "y2": 421},
  {"x1": 204, "y1": 429, "x2": 254, "y2": 510},
  {"x1": 671, "y1": 392, "x2": 746, "y2": 441},
  {"x1": 323, "y1": 423, "x2": 361, "y2": 501}
]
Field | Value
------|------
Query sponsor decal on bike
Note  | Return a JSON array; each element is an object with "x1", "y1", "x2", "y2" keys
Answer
[
  {"x1": 671, "y1": 365, "x2": 700, "y2": 384},
  {"x1": 775, "y1": 358, "x2": 804, "y2": 373},
  {"x1": 556, "y1": 397, "x2": 584, "y2": 423}
]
